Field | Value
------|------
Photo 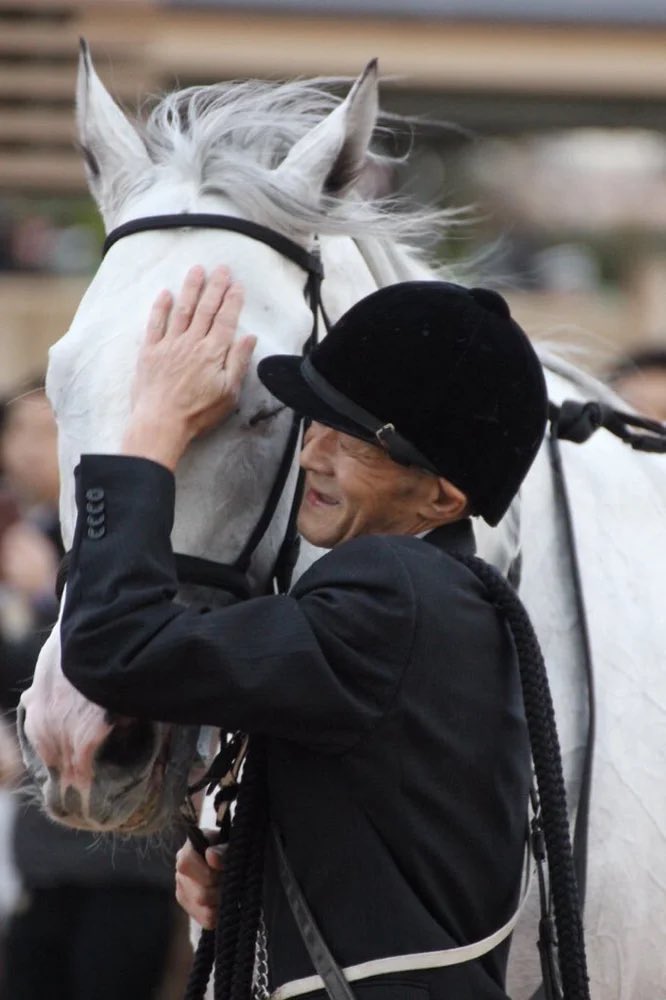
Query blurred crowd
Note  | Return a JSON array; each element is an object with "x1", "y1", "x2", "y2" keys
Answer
[
  {"x1": 608, "y1": 348, "x2": 666, "y2": 423},
  {"x1": 0, "y1": 349, "x2": 663, "y2": 998},
  {"x1": 0, "y1": 207, "x2": 99, "y2": 275},
  {"x1": 0, "y1": 380, "x2": 191, "y2": 999}
]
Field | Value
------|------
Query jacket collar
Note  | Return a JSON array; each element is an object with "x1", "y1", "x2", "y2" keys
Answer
[{"x1": 423, "y1": 518, "x2": 476, "y2": 557}]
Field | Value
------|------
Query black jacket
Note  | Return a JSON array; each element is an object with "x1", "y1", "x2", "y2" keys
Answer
[{"x1": 61, "y1": 455, "x2": 530, "y2": 1000}]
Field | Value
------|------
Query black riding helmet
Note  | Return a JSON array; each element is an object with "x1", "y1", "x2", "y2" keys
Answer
[{"x1": 258, "y1": 281, "x2": 548, "y2": 526}]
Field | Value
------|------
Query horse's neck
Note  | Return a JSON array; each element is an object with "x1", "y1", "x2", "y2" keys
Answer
[
  {"x1": 353, "y1": 237, "x2": 436, "y2": 286},
  {"x1": 539, "y1": 345, "x2": 628, "y2": 408}
]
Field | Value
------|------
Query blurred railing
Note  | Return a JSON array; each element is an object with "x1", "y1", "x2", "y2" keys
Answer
[
  {"x1": 0, "y1": 2, "x2": 664, "y2": 387},
  {"x1": 1, "y1": 1, "x2": 665, "y2": 193},
  {"x1": 0, "y1": 0, "x2": 157, "y2": 192}
]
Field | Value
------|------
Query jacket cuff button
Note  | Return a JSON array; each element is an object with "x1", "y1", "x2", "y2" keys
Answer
[{"x1": 85, "y1": 487, "x2": 105, "y2": 502}]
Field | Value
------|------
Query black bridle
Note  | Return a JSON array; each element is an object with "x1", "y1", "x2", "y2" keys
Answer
[
  {"x1": 103, "y1": 212, "x2": 332, "y2": 598},
  {"x1": 103, "y1": 216, "x2": 336, "y2": 914}
]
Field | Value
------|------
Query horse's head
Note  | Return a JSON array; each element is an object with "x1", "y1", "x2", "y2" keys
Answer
[{"x1": 17, "y1": 43, "x2": 393, "y2": 833}]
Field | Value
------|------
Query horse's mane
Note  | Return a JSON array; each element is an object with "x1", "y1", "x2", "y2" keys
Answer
[
  {"x1": 139, "y1": 77, "x2": 628, "y2": 398},
  {"x1": 138, "y1": 78, "x2": 458, "y2": 255}
]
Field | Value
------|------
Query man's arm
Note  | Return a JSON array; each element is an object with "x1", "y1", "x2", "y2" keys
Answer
[{"x1": 61, "y1": 455, "x2": 416, "y2": 753}]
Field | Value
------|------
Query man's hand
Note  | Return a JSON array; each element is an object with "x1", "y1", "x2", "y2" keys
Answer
[
  {"x1": 175, "y1": 834, "x2": 226, "y2": 930},
  {"x1": 122, "y1": 265, "x2": 257, "y2": 471}
]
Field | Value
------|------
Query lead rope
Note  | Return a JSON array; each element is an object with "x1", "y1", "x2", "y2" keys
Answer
[
  {"x1": 454, "y1": 554, "x2": 590, "y2": 1000},
  {"x1": 547, "y1": 410, "x2": 596, "y2": 916},
  {"x1": 183, "y1": 734, "x2": 249, "y2": 1000},
  {"x1": 528, "y1": 406, "x2": 598, "y2": 1000},
  {"x1": 182, "y1": 735, "x2": 272, "y2": 1000}
]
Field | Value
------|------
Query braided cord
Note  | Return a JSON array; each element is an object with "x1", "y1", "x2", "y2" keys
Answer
[
  {"x1": 231, "y1": 817, "x2": 269, "y2": 998},
  {"x1": 215, "y1": 738, "x2": 269, "y2": 1000},
  {"x1": 456, "y1": 554, "x2": 590, "y2": 1000},
  {"x1": 184, "y1": 929, "x2": 215, "y2": 1000}
]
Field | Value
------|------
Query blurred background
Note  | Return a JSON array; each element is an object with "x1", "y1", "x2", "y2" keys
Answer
[
  {"x1": 0, "y1": 1, "x2": 664, "y2": 997},
  {"x1": 0, "y1": 0, "x2": 664, "y2": 391}
]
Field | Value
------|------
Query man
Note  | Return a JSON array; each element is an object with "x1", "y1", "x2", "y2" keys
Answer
[{"x1": 60, "y1": 268, "x2": 548, "y2": 999}]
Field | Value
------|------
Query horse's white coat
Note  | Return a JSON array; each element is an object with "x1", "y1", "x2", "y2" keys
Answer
[
  {"x1": 506, "y1": 365, "x2": 666, "y2": 999},
  {"x1": 20, "y1": 51, "x2": 666, "y2": 998}
]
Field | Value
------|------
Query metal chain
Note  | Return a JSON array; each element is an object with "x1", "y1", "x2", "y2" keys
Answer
[{"x1": 252, "y1": 911, "x2": 270, "y2": 1000}]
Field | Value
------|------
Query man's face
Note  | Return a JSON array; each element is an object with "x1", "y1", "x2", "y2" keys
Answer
[{"x1": 297, "y1": 422, "x2": 441, "y2": 548}]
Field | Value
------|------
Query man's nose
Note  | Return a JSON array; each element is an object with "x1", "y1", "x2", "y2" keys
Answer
[{"x1": 301, "y1": 422, "x2": 336, "y2": 469}]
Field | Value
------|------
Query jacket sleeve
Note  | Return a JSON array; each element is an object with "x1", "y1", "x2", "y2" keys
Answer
[{"x1": 60, "y1": 455, "x2": 417, "y2": 752}]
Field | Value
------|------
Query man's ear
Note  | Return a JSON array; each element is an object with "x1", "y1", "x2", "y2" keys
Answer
[{"x1": 423, "y1": 476, "x2": 469, "y2": 524}]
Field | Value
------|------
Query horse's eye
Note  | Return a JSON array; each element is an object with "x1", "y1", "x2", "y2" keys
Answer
[{"x1": 247, "y1": 405, "x2": 286, "y2": 428}]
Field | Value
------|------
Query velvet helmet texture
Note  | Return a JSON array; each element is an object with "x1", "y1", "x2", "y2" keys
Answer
[{"x1": 258, "y1": 281, "x2": 548, "y2": 526}]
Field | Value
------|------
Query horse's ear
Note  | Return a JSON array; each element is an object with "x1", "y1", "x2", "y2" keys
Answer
[
  {"x1": 76, "y1": 39, "x2": 152, "y2": 222},
  {"x1": 275, "y1": 59, "x2": 379, "y2": 197}
]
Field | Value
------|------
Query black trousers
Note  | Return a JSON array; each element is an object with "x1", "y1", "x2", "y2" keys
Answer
[{"x1": 2, "y1": 884, "x2": 173, "y2": 1000}]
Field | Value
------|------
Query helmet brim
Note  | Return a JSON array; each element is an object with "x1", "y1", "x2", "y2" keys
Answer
[{"x1": 257, "y1": 355, "x2": 377, "y2": 445}]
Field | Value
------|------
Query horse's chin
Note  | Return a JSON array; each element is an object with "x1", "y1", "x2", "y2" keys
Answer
[
  {"x1": 106, "y1": 723, "x2": 201, "y2": 836},
  {"x1": 112, "y1": 734, "x2": 173, "y2": 834},
  {"x1": 34, "y1": 724, "x2": 201, "y2": 836}
]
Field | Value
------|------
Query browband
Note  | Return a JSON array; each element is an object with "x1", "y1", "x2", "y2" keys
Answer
[{"x1": 103, "y1": 213, "x2": 324, "y2": 279}]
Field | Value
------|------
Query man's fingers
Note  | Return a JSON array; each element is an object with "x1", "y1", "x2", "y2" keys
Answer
[
  {"x1": 176, "y1": 838, "x2": 222, "y2": 887},
  {"x1": 169, "y1": 265, "x2": 206, "y2": 336},
  {"x1": 175, "y1": 875, "x2": 219, "y2": 930},
  {"x1": 205, "y1": 845, "x2": 228, "y2": 872},
  {"x1": 175, "y1": 874, "x2": 220, "y2": 909},
  {"x1": 192, "y1": 906, "x2": 217, "y2": 932},
  {"x1": 174, "y1": 833, "x2": 225, "y2": 929},
  {"x1": 208, "y1": 282, "x2": 245, "y2": 352},
  {"x1": 224, "y1": 335, "x2": 257, "y2": 390},
  {"x1": 189, "y1": 267, "x2": 232, "y2": 339},
  {"x1": 145, "y1": 290, "x2": 172, "y2": 345}
]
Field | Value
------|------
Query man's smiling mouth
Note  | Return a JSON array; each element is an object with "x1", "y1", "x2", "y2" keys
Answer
[{"x1": 305, "y1": 487, "x2": 340, "y2": 507}]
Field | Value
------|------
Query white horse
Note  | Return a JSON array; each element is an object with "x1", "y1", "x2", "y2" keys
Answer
[{"x1": 17, "y1": 46, "x2": 666, "y2": 999}]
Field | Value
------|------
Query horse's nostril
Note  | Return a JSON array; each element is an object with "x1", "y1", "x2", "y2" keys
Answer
[
  {"x1": 16, "y1": 703, "x2": 27, "y2": 743},
  {"x1": 97, "y1": 719, "x2": 156, "y2": 770},
  {"x1": 16, "y1": 702, "x2": 33, "y2": 760}
]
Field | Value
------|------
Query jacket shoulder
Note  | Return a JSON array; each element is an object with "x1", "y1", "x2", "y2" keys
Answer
[{"x1": 291, "y1": 534, "x2": 418, "y2": 597}]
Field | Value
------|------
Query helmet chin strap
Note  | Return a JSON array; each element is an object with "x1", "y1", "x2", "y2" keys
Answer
[{"x1": 300, "y1": 356, "x2": 440, "y2": 475}]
